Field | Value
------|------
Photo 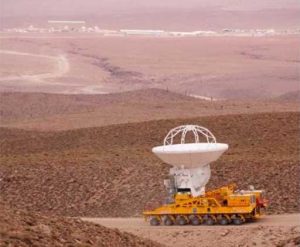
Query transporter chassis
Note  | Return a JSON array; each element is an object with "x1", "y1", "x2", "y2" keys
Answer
[{"x1": 143, "y1": 184, "x2": 266, "y2": 226}]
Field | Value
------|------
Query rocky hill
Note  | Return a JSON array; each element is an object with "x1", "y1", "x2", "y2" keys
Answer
[
  {"x1": 0, "y1": 203, "x2": 163, "y2": 247},
  {"x1": 1, "y1": 89, "x2": 298, "y2": 131},
  {"x1": 0, "y1": 112, "x2": 299, "y2": 217}
]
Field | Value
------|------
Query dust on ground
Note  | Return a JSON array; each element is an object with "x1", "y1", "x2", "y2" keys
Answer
[{"x1": 84, "y1": 215, "x2": 300, "y2": 247}]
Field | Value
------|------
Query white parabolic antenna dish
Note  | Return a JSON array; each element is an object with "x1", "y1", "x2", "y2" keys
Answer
[
  {"x1": 152, "y1": 125, "x2": 228, "y2": 197},
  {"x1": 152, "y1": 143, "x2": 228, "y2": 168},
  {"x1": 152, "y1": 125, "x2": 228, "y2": 168}
]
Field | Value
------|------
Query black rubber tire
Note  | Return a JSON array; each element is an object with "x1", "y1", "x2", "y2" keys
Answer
[
  {"x1": 219, "y1": 218, "x2": 229, "y2": 225},
  {"x1": 176, "y1": 216, "x2": 187, "y2": 225},
  {"x1": 190, "y1": 217, "x2": 201, "y2": 225},
  {"x1": 205, "y1": 217, "x2": 215, "y2": 225},
  {"x1": 164, "y1": 217, "x2": 173, "y2": 226},
  {"x1": 233, "y1": 217, "x2": 243, "y2": 225},
  {"x1": 150, "y1": 217, "x2": 160, "y2": 226}
]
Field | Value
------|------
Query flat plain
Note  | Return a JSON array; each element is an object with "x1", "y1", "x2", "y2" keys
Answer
[{"x1": 0, "y1": 35, "x2": 299, "y2": 98}]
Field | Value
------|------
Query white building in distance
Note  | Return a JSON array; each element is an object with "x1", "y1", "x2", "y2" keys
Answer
[
  {"x1": 120, "y1": 29, "x2": 165, "y2": 36},
  {"x1": 48, "y1": 20, "x2": 86, "y2": 32}
]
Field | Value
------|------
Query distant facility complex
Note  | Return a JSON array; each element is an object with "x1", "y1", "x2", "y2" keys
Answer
[
  {"x1": 2, "y1": 21, "x2": 299, "y2": 37},
  {"x1": 120, "y1": 29, "x2": 165, "y2": 36},
  {"x1": 47, "y1": 20, "x2": 86, "y2": 32}
]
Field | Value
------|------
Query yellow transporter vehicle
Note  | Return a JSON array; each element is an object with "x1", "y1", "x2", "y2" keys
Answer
[
  {"x1": 144, "y1": 184, "x2": 267, "y2": 226},
  {"x1": 143, "y1": 125, "x2": 267, "y2": 226}
]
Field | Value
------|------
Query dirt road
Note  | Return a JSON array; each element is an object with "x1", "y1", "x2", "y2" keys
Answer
[
  {"x1": 0, "y1": 49, "x2": 69, "y2": 83},
  {"x1": 0, "y1": 49, "x2": 109, "y2": 94},
  {"x1": 83, "y1": 215, "x2": 300, "y2": 247}
]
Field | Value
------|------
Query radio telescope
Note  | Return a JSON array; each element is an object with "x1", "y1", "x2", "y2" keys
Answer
[{"x1": 152, "y1": 125, "x2": 228, "y2": 197}]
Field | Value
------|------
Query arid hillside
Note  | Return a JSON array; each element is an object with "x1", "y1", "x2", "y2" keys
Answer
[
  {"x1": 0, "y1": 89, "x2": 195, "y2": 121},
  {"x1": 1, "y1": 112, "x2": 299, "y2": 217},
  {"x1": 0, "y1": 203, "x2": 163, "y2": 247},
  {"x1": 1, "y1": 89, "x2": 298, "y2": 131}
]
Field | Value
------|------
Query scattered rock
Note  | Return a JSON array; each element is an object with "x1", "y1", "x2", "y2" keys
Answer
[{"x1": 221, "y1": 230, "x2": 230, "y2": 237}]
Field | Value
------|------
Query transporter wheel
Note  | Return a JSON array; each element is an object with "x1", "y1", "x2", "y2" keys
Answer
[
  {"x1": 205, "y1": 217, "x2": 215, "y2": 225},
  {"x1": 190, "y1": 216, "x2": 201, "y2": 225},
  {"x1": 176, "y1": 216, "x2": 187, "y2": 225},
  {"x1": 233, "y1": 217, "x2": 243, "y2": 225},
  {"x1": 163, "y1": 216, "x2": 173, "y2": 226},
  {"x1": 150, "y1": 217, "x2": 160, "y2": 226},
  {"x1": 219, "y1": 217, "x2": 229, "y2": 225}
]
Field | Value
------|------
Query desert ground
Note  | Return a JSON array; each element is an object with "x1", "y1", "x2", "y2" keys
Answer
[
  {"x1": 0, "y1": 5, "x2": 300, "y2": 244},
  {"x1": 0, "y1": 35, "x2": 299, "y2": 98},
  {"x1": 84, "y1": 215, "x2": 300, "y2": 247}
]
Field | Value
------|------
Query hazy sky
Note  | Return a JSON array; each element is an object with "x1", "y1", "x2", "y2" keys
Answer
[
  {"x1": 1, "y1": 0, "x2": 299, "y2": 17},
  {"x1": 1, "y1": 0, "x2": 299, "y2": 30}
]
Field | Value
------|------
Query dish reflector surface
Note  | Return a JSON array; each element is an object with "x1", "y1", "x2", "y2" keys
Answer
[{"x1": 152, "y1": 143, "x2": 228, "y2": 168}]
